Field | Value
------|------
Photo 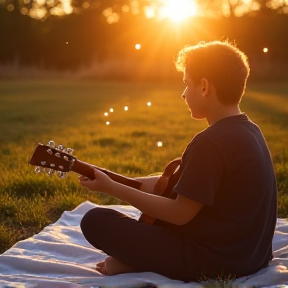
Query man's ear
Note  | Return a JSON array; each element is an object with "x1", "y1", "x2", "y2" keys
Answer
[{"x1": 201, "y1": 78, "x2": 209, "y2": 97}]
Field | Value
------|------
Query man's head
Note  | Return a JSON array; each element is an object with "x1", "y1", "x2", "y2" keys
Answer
[{"x1": 175, "y1": 40, "x2": 250, "y2": 106}]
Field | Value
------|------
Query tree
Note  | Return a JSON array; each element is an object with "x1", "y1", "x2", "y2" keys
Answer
[{"x1": 195, "y1": 0, "x2": 287, "y2": 17}]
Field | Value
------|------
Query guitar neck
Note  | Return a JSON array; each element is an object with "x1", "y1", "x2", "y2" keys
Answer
[{"x1": 72, "y1": 159, "x2": 142, "y2": 190}]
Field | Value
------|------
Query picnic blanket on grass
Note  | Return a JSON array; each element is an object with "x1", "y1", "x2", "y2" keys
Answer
[{"x1": 0, "y1": 201, "x2": 288, "y2": 288}]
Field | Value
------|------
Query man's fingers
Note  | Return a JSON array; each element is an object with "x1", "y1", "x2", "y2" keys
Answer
[{"x1": 79, "y1": 175, "x2": 89, "y2": 181}]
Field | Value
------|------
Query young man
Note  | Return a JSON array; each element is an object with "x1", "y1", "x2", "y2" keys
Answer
[{"x1": 79, "y1": 40, "x2": 277, "y2": 282}]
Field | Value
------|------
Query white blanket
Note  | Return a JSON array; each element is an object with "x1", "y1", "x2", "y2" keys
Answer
[{"x1": 0, "y1": 201, "x2": 288, "y2": 288}]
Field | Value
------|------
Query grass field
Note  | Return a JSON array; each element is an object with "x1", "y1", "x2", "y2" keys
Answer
[{"x1": 0, "y1": 79, "x2": 288, "y2": 258}]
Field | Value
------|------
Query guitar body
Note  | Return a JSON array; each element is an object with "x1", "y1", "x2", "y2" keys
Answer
[{"x1": 29, "y1": 142, "x2": 182, "y2": 225}]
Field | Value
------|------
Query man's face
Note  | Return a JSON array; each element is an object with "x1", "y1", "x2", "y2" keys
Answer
[{"x1": 182, "y1": 71, "x2": 206, "y2": 120}]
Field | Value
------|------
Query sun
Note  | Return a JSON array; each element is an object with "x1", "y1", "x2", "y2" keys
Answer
[{"x1": 159, "y1": 0, "x2": 198, "y2": 22}]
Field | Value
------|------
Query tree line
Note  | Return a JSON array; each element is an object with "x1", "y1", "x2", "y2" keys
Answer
[{"x1": 1, "y1": 0, "x2": 288, "y2": 81}]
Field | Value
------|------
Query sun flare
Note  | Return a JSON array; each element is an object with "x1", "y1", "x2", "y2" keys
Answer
[{"x1": 159, "y1": 0, "x2": 198, "y2": 22}]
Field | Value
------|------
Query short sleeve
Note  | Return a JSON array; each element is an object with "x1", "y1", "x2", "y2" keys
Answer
[{"x1": 174, "y1": 136, "x2": 225, "y2": 206}]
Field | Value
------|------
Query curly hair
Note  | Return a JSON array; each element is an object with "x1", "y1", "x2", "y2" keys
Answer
[{"x1": 175, "y1": 40, "x2": 250, "y2": 105}]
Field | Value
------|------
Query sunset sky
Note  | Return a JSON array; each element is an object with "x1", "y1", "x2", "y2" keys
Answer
[
  {"x1": 7, "y1": 0, "x2": 288, "y2": 21},
  {"x1": 16, "y1": 0, "x2": 267, "y2": 20}
]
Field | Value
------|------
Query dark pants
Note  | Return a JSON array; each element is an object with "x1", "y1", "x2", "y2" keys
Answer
[{"x1": 80, "y1": 207, "x2": 196, "y2": 281}]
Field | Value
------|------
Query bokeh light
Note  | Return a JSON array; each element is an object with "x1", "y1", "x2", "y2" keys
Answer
[
  {"x1": 110, "y1": 108, "x2": 114, "y2": 112},
  {"x1": 135, "y1": 43, "x2": 141, "y2": 50},
  {"x1": 104, "y1": 112, "x2": 108, "y2": 116},
  {"x1": 157, "y1": 141, "x2": 163, "y2": 147},
  {"x1": 263, "y1": 47, "x2": 268, "y2": 53},
  {"x1": 124, "y1": 106, "x2": 129, "y2": 111}
]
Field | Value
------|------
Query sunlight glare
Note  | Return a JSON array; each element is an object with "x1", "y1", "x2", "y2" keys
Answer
[
  {"x1": 159, "y1": 0, "x2": 198, "y2": 22},
  {"x1": 145, "y1": 6, "x2": 155, "y2": 19}
]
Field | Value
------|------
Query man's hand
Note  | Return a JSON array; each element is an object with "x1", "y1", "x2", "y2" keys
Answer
[
  {"x1": 79, "y1": 169, "x2": 203, "y2": 225},
  {"x1": 79, "y1": 169, "x2": 114, "y2": 193}
]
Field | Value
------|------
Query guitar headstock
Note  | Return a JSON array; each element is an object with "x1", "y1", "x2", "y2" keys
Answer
[{"x1": 29, "y1": 140, "x2": 75, "y2": 178}]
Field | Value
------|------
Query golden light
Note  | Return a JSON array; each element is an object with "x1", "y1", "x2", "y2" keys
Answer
[
  {"x1": 56, "y1": 0, "x2": 73, "y2": 15},
  {"x1": 135, "y1": 43, "x2": 141, "y2": 50},
  {"x1": 7, "y1": 4, "x2": 14, "y2": 11},
  {"x1": 122, "y1": 5, "x2": 130, "y2": 13},
  {"x1": 36, "y1": 0, "x2": 45, "y2": 5},
  {"x1": 124, "y1": 106, "x2": 129, "y2": 111},
  {"x1": 263, "y1": 47, "x2": 268, "y2": 53},
  {"x1": 157, "y1": 141, "x2": 163, "y2": 147},
  {"x1": 106, "y1": 121, "x2": 110, "y2": 125},
  {"x1": 29, "y1": 7, "x2": 47, "y2": 19},
  {"x1": 104, "y1": 112, "x2": 108, "y2": 116},
  {"x1": 109, "y1": 108, "x2": 114, "y2": 112},
  {"x1": 159, "y1": 0, "x2": 198, "y2": 22},
  {"x1": 145, "y1": 6, "x2": 155, "y2": 19},
  {"x1": 82, "y1": 1, "x2": 89, "y2": 9},
  {"x1": 147, "y1": 102, "x2": 152, "y2": 106},
  {"x1": 20, "y1": 7, "x2": 29, "y2": 15},
  {"x1": 103, "y1": 7, "x2": 119, "y2": 24}
]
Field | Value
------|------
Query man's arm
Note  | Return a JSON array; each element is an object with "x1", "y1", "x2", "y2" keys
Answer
[
  {"x1": 134, "y1": 175, "x2": 160, "y2": 193},
  {"x1": 80, "y1": 169, "x2": 203, "y2": 225}
]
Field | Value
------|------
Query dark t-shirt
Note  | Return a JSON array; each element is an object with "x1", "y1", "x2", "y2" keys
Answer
[{"x1": 174, "y1": 114, "x2": 277, "y2": 279}]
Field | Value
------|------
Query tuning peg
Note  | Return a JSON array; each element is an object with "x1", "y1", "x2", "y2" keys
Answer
[
  {"x1": 66, "y1": 148, "x2": 73, "y2": 155},
  {"x1": 35, "y1": 166, "x2": 42, "y2": 174},
  {"x1": 47, "y1": 140, "x2": 56, "y2": 148},
  {"x1": 58, "y1": 171, "x2": 66, "y2": 179},
  {"x1": 57, "y1": 144, "x2": 64, "y2": 151},
  {"x1": 47, "y1": 169, "x2": 54, "y2": 176}
]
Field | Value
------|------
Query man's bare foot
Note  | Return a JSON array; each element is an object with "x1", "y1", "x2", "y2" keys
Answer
[
  {"x1": 96, "y1": 256, "x2": 136, "y2": 275},
  {"x1": 96, "y1": 261, "x2": 108, "y2": 275}
]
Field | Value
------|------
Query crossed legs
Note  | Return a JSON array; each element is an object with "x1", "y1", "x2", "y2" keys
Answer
[{"x1": 80, "y1": 207, "x2": 190, "y2": 280}]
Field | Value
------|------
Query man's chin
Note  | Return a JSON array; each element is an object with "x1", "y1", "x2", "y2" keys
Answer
[{"x1": 191, "y1": 112, "x2": 205, "y2": 120}]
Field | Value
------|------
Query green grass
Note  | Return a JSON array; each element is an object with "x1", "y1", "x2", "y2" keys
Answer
[{"x1": 0, "y1": 79, "x2": 288, "y2": 261}]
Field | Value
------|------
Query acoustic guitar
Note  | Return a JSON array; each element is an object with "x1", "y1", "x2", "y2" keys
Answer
[{"x1": 28, "y1": 140, "x2": 182, "y2": 224}]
